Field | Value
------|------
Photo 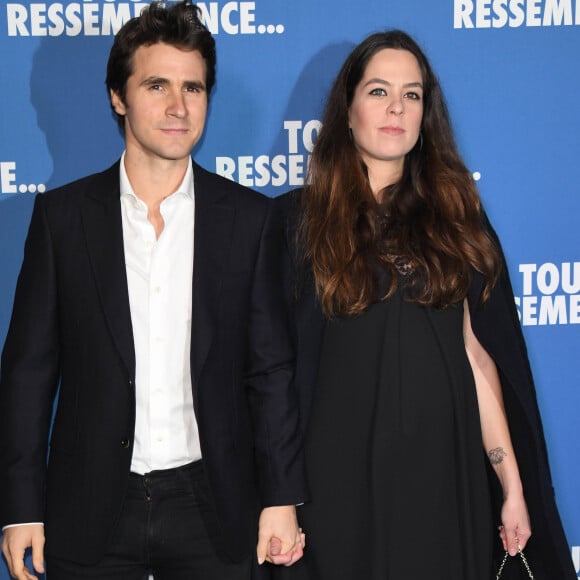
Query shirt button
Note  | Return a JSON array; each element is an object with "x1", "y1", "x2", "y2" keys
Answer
[{"x1": 121, "y1": 438, "x2": 131, "y2": 449}]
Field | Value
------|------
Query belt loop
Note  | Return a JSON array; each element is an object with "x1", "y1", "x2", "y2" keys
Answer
[{"x1": 143, "y1": 473, "x2": 152, "y2": 502}]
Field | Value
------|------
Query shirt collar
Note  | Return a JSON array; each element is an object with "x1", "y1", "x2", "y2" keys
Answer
[{"x1": 119, "y1": 151, "x2": 195, "y2": 202}]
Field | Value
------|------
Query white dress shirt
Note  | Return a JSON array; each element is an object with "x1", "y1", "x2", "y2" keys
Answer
[{"x1": 120, "y1": 153, "x2": 201, "y2": 475}]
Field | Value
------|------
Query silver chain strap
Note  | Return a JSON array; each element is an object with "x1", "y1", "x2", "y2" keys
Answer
[{"x1": 495, "y1": 545, "x2": 535, "y2": 579}]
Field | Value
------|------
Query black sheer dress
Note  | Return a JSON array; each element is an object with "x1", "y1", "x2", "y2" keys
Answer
[{"x1": 281, "y1": 281, "x2": 493, "y2": 580}]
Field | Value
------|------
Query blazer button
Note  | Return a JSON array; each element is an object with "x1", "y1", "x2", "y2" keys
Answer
[{"x1": 121, "y1": 438, "x2": 131, "y2": 449}]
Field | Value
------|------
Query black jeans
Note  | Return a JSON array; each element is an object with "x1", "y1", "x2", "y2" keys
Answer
[{"x1": 47, "y1": 461, "x2": 254, "y2": 580}]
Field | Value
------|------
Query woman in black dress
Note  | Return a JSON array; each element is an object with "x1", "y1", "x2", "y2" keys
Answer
[{"x1": 275, "y1": 31, "x2": 575, "y2": 579}]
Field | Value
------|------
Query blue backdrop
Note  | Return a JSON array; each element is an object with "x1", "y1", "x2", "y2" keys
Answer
[{"x1": 1, "y1": 1, "x2": 579, "y2": 577}]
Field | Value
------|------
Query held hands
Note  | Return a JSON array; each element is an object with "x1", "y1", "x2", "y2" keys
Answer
[
  {"x1": 257, "y1": 505, "x2": 305, "y2": 567},
  {"x1": 498, "y1": 493, "x2": 532, "y2": 556},
  {"x1": 1, "y1": 524, "x2": 45, "y2": 580}
]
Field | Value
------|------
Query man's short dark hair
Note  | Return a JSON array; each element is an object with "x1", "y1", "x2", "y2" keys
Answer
[{"x1": 105, "y1": 1, "x2": 216, "y2": 131}]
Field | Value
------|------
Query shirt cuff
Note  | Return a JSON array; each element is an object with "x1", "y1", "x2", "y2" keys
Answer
[{"x1": 2, "y1": 522, "x2": 44, "y2": 532}]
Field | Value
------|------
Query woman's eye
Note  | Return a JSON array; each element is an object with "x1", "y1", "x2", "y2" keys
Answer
[
  {"x1": 405, "y1": 91, "x2": 422, "y2": 100},
  {"x1": 370, "y1": 87, "x2": 387, "y2": 96}
]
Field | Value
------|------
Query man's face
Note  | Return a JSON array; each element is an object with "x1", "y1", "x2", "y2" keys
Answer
[{"x1": 111, "y1": 43, "x2": 208, "y2": 165}]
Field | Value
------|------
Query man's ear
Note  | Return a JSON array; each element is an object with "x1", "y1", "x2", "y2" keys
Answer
[{"x1": 110, "y1": 90, "x2": 127, "y2": 116}]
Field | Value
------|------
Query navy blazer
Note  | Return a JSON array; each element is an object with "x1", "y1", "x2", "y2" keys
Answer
[{"x1": 0, "y1": 161, "x2": 307, "y2": 564}]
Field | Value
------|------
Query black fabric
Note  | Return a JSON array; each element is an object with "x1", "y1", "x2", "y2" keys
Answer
[
  {"x1": 275, "y1": 189, "x2": 576, "y2": 580},
  {"x1": 467, "y1": 218, "x2": 575, "y2": 579},
  {"x1": 46, "y1": 461, "x2": 256, "y2": 580},
  {"x1": 0, "y1": 162, "x2": 307, "y2": 565},
  {"x1": 299, "y1": 289, "x2": 493, "y2": 579}
]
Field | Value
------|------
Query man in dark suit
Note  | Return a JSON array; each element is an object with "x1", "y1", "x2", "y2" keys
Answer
[{"x1": 0, "y1": 2, "x2": 306, "y2": 579}]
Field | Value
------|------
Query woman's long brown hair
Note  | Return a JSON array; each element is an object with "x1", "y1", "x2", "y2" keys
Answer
[{"x1": 301, "y1": 30, "x2": 501, "y2": 317}]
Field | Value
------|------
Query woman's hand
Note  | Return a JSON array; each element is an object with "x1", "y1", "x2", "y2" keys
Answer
[{"x1": 499, "y1": 492, "x2": 532, "y2": 556}]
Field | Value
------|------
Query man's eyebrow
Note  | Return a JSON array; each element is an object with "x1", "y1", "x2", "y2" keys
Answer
[
  {"x1": 141, "y1": 76, "x2": 169, "y2": 86},
  {"x1": 183, "y1": 80, "x2": 206, "y2": 91},
  {"x1": 140, "y1": 77, "x2": 206, "y2": 91}
]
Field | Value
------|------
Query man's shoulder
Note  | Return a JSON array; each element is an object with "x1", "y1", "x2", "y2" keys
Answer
[
  {"x1": 40, "y1": 162, "x2": 120, "y2": 206},
  {"x1": 274, "y1": 187, "x2": 304, "y2": 229},
  {"x1": 193, "y1": 162, "x2": 270, "y2": 209},
  {"x1": 274, "y1": 187, "x2": 303, "y2": 211}
]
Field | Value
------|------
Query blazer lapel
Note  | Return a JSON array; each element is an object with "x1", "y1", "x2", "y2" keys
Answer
[
  {"x1": 191, "y1": 164, "x2": 235, "y2": 389},
  {"x1": 81, "y1": 163, "x2": 136, "y2": 379}
]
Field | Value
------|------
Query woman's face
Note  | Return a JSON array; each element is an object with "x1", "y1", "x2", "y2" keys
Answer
[{"x1": 348, "y1": 48, "x2": 424, "y2": 189}]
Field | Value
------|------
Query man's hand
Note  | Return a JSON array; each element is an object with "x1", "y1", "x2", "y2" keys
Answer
[
  {"x1": 1, "y1": 524, "x2": 45, "y2": 580},
  {"x1": 256, "y1": 505, "x2": 305, "y2": 566}
]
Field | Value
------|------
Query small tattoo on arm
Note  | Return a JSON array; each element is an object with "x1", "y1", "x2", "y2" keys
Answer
[{"x1": 488, "y1": 447, "x2": 507, "y2": 465}]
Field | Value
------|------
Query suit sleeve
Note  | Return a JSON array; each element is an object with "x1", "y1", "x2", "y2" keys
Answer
[
  {"x1": 244, "y1": 199, "x2": 308, "y2": 507},
  {"x1": 0, "y1": 194, "x2": 60, "y2": 527}
]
